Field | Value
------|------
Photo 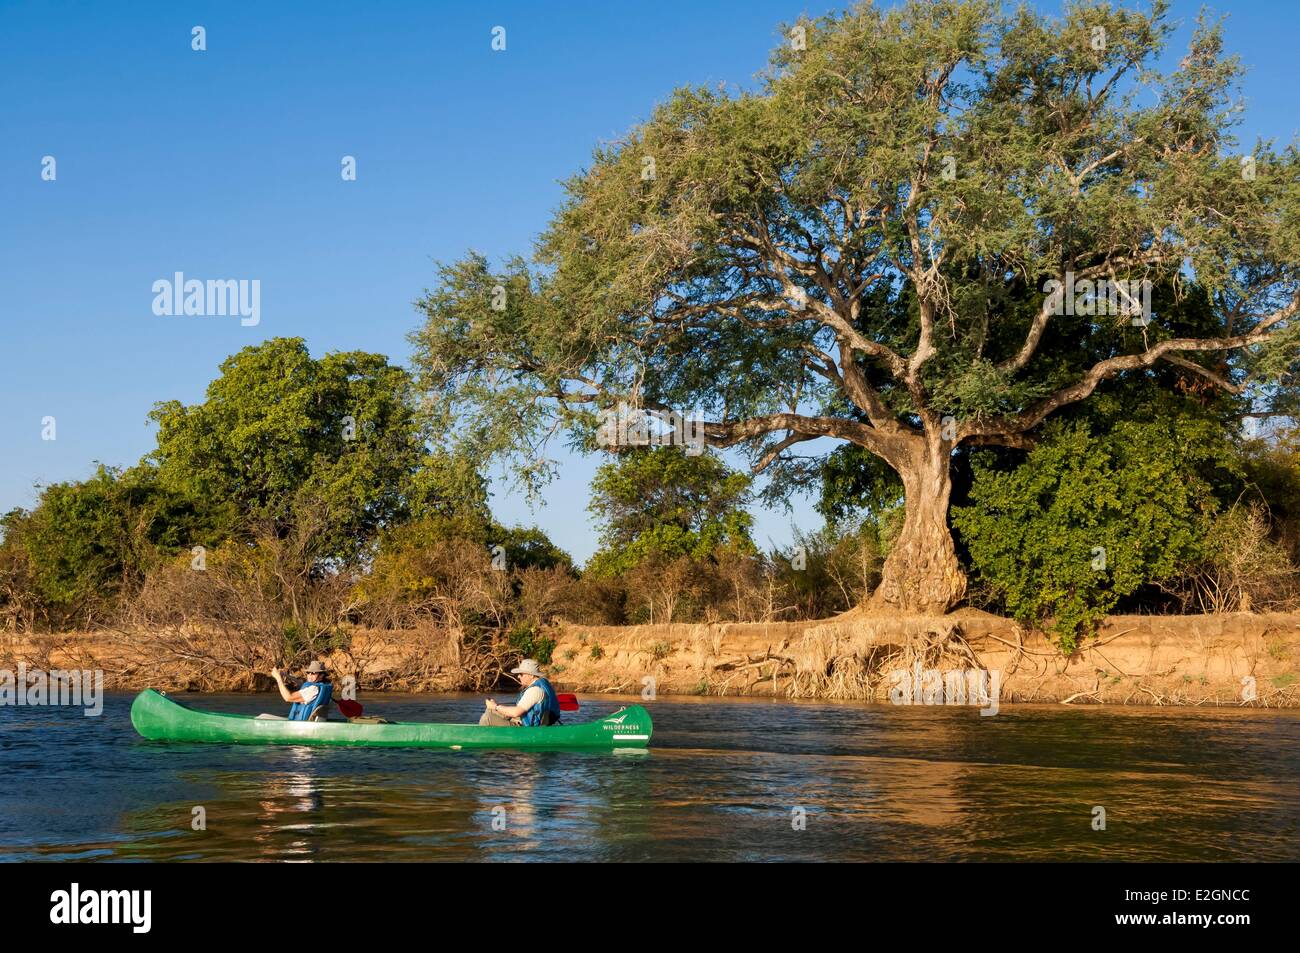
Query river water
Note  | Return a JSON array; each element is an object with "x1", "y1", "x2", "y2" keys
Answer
[{"x1": 2, "y1": 692, "x2": 1298, "y2": 862}]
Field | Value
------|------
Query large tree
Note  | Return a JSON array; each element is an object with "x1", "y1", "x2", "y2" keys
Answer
[
  {"x1": 412, "y1": 0, "x2": 1299, "y2": 613},
  {"x1": 149, "y1": 337, "x2": 429, "y2": 561},
  {"x1": 586, "y1": 447, "x2": 755, "y2": 576}
]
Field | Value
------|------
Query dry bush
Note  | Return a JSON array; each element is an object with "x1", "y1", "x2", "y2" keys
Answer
[
  {"x1": 706, "y1": 550, "x2": 784, "y2": 622},
  {"x1": 359, "y1": 534, "x2": 531, "y2": 690},
  {"x1": 823, "y1": 525, "x2": 883, "y2": 610},
  {"x1": 514, "y1": 565, "x2": 580, "y2": 628},
  {"x1": 556, "y1": 575, "x2": 627, "y2": 626},
  {"x1": 120, "y1": 546, "x2": 360, "y2": 688},
  {"x1": 769, "y1": 522, "x2": 883, "y2": 620},
  {"x1": 1164, "y1": 503, "x2": 1300, "y2": 613},
  {"x1": 0, "y1": 541, "x2": 37, "y2": 633},
  {"x1": 110, "y1": 504, "x2": 366, "y2": 687},
  {"x1": 621, "y1": 555, "x2": 715, "y2": 624},
  {"x1": 121, "y1": 556, "x2": 284, "y2": 687},
  {"x1": 565, "y1": 529, "x2": 883, "y2": 628},
  {"x1": 359, "y1": 536, "x2": 511, "y2": 631},
  {"x1": 358, "y1": 621, "x2": 463, "y2": 692},
  {"x1": 573, "y1": 554, "x2": 758, "y2": 626}
]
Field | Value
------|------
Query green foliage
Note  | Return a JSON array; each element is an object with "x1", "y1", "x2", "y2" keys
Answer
[
  {"x1": 405, "y1": 449, "x2": 493, "y2": 527},
  {"x1": 411, "y1": 0, "x2": 1299, "y2": 499},
  {"x1": 506, "y1": 624, "x2": 556, "y2": 666},
  {"x1": 149, "y1": 337, "x2": 426, "y2": 561},
  {"x1": 586, "y1": 447, "x2": 755, "y2": 576},
  {"x1": 817, "y1": 445, "x2": 905, "y2": 527},
  {"x1": 953, "y1": 415, "x2": 1235, "y2": 650},
  {"x1": 0, "y1": 340, "x2": 498, "y2": 633},
  {"x1": 492, "y1": 525, "x2": 574, "y2": 573},
  {"x1": 0, "y1": 465, "x2": 214, "y2": 628}
]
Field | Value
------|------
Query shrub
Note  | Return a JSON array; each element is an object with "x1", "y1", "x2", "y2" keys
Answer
[
  {"x1": 506, "y1": 623, "x2": 557, "y2": 665},
  {"x1": 1163, "y1": 503, "x2": 1298, "y2": 613},
  {"x1": 770, "y1": 521, "x2": 883, "y2": 619},
  {"x1": 559, "y1": 575, "x2": 627, "y2": 626},
  {"x1": 357, "y1": 522, "x2": 511, "y2": 630},
  {"x1": 953, "y1": 418, "x2": 1228, "y2": 651},
  {"x1": 0, "y1": 465, "x2": 211, "y2": 631}
]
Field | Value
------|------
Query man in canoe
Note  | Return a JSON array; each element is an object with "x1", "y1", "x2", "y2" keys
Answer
[
  {"x1": 270, "y1": 660, "x2": 334, "y2": 721},
  {"x1": 479, "y1": 659, "x2": 562, "y2": 727}
]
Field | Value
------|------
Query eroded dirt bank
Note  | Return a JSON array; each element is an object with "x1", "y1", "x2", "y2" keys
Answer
[
  {"x1": 5, "y1": 610, "x2": 1300, "y2": 707},
  {"x1": 545, "y1": 610, "x2": 1300, "y2": 707}
]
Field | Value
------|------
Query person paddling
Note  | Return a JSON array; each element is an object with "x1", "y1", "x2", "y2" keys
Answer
[
  {"x1": 480, "y1": 659, "x2": 561, "y2": 727},
  {"x1": 271, "y1": 661, "x2": 334, "y2": 721}
]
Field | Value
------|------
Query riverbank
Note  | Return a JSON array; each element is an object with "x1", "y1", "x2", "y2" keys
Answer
[
  {"x1": 5, "y1": 610, "x2": 1299, "y2": 707},
  {"x1": 547, "y1": 610, "x2": 1300, "y2": 707}
]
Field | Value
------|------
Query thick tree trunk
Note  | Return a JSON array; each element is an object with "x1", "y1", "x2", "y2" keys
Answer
[{"x1": 870, "y1": 438, "x2": 966, "y2": 614}]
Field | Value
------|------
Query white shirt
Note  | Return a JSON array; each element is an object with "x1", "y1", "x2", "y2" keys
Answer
[
  {"x1": 298, "y1": 683, "x2": 321, "y2": 703},
  {"x1": 516, "y1": 685, "x2": 544, "y2": 712}
]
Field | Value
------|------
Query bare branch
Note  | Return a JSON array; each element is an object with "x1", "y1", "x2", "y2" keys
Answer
[
  {"x1": 704, "y1": 412, "x2": 909, "y2": 467},
  {"x1": 753, "y1": 432, "x2": 817, "y2": 472},
  {"x1": 965, "y1": 295, "x2": 1299, "y2": 440},
  {"x1": 1160, "y1": 354, "x2": 1244, "y2": 395}
]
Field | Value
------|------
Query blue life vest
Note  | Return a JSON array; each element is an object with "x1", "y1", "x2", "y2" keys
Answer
[
  {"x1": 288, "y1": 680, "x2": 333, "y2": 721},
  {"x1": 518, "y1": 676, "x2": 561, "y2": 727}
]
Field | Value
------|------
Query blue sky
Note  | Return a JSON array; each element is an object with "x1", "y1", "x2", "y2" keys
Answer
[{"x1": 2, "y1": 0, "x2": 1298, "y2": 565}]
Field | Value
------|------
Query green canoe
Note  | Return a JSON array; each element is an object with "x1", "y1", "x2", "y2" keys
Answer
[{"x1": 130, "y1": 689, "x2": 652, "y2": 750}]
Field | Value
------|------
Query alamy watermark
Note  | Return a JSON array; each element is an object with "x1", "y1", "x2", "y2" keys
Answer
[
  {"x1": 888, "y1": 662, "x2": 1001, "y2": 716},
  {"x1": 1044, "y1": 272, "x2": 1151, "y2": 326},
  {"x1": 50, "y1": 883, "x2": 151, "y2": 933},
  {"x1": 1, "y1": 664, "x2": 104, "y2": 716},
  {"x1": 596, "y1": 402, "x2": 705, "y2": 455},
  {"x1": 152, "y1": 272, "x2": 261, "y2": 326}
]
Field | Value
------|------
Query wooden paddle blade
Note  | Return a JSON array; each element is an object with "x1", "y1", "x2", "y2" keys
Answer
[
  {"x1": 336, "y1": 698, "x2": 363, "y2": 718},
  {"x1": 557, "y1": 693, "x2": 580, "y2": 712}
]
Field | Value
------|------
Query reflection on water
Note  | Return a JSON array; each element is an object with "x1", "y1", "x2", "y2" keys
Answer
[{"x1": 2, "y1": 693, "x2": 1298, "y2": 861}]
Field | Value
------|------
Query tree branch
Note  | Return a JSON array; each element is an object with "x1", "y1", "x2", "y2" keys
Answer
[{"x1": 965, "y1": 295, "x2": 1299, "y2": 439}]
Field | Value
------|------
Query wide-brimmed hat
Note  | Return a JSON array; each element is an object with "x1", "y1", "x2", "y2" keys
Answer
[
  {"x1": 510, "y1": 659, "x2": 543, "y2": 677},
  {"x1": 302, "y1": 661, "x2": 328, "y2": 674}
]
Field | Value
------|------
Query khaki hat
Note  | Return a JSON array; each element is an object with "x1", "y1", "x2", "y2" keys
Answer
[
  {"x1": 510, "y1": 659, "x2": 543, "y2": 677},
  {"x1": 302, "y1": 661, "x2": 328, "y2": 674}
]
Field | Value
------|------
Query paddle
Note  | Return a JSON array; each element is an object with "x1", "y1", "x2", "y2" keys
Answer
[
  {"x1": 557, "y1": 693, "x2": 580, "y2": 712},
  {"x1": 335, "y1": 697, "x2": 363, "y2": 718}
]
